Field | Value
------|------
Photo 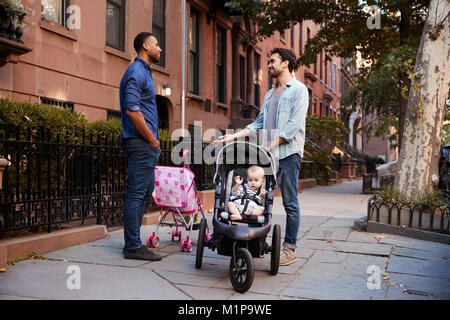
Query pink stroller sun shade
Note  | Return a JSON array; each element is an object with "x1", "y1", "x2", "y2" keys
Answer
[{"x1": 152, "y1": 166, "x2": 198, "y2": 214}]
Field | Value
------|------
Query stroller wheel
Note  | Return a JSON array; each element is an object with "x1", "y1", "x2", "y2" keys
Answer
[
  {"x1": 195, "y1": 218, "x2": 207, "y2": 269},
  {"x1": 181, "y1": 240, "x2": 186, "y2": 252},
  {"x1": 146, "y1": 235, "x2": 153, "y2": 247},
  {"x1": 270, "y1": 224, "x2": 281, "y2": 275},
  {"x1": 152, "y1": 236, "x2": 160, "y2": 249},
  {"x1": 146, "y1": 233, "x2": 157, "y2": 248},
  {"x1": 229, "y1": 248, "x2": 254, "y2": 293},
  {"x1": 186, "y1": 240, "x2": 193, "y2": 252}
]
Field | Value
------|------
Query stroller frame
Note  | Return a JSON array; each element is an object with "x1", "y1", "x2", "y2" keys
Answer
[
  {"x1": 147, "y1": 150, "x2": 210, "y2": 252},
  {"x1": 195, "y1": 142, "x2": 281, "y2": 293}
]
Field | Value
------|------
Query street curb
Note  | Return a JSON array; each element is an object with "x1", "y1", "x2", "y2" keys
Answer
[
  {"x1": 0, "y1": 225, "x2": 107, "y2": 270},
  {"x1": 367, "y1": 221, "x2": 450, "y2": 245}
]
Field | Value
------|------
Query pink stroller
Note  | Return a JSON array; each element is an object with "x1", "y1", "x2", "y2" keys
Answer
[{"x1": 146, "y1": 150, "x2": 210, "y2": 252}]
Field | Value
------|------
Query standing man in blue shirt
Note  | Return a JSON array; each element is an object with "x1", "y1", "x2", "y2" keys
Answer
[
  {"x1": 120, "y1": 32, "x2": 162, "y2": 261},
  {"x1": 216, "y1": 48, "x2": 309, "y2": 266}
]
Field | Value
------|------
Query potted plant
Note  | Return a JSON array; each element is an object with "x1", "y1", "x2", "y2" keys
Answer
[{"x1": 0, "y1": 0, "x2": 27, "y2": 41}]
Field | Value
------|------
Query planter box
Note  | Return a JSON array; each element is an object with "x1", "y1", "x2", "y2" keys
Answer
[{"x1": 369, "y1": 199, "x2": 449, "y2": 233}]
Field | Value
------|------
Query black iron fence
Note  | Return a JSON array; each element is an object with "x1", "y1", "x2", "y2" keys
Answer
[
  {"x1": 368, "y1": 195, "x2": 450, "y2": 234},
  {"x1": 0, "y1": 127, "x2": 214, "y2": 234},
  {"x1": 0, "y1": 125, "x2": 328, "y2": 234}
]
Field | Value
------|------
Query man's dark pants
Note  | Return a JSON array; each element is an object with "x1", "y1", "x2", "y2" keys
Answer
[
  {"x1": 122, "y1": 137, "x2": 159, "y2": 251},
  {"x1": 279, "y1": 153, "x2": 301, "y2": 250}
]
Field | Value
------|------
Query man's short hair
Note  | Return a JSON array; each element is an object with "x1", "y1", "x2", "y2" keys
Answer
[
  {"x1": 270, "y1": 48, "x2": 298, "y2": 72},
  {"x1": 134, "y1": 32, "x2": 155, "y2": 54}
]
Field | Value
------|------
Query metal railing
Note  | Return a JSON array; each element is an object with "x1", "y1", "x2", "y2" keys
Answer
[
  {"x1": 0, "y1": 127, "x2": 214, "y2": 233},
  {"x1": 368, "y1": 195, "x2": 450, "y2": 234}
]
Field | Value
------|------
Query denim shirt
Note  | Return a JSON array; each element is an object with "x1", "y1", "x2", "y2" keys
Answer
[
  {"x1": 246, "y1": 77, "x2": 309, "y2": 160},
  {"x1": 120, "y1": 57, "x2": 158, "y2": 141}
]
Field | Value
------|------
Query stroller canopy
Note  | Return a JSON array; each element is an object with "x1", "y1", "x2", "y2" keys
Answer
[{"x1": 213, "y1": 141, "x2": 279, "y2": 185}]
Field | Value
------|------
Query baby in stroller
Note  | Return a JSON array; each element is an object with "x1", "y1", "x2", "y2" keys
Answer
[{"x1": 228, "y1": 165, "x2": 267, "y2": 221}]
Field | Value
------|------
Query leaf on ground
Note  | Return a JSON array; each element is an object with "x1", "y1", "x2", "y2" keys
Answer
[
  {"x1": 0, "y1": 267, "x2": 6, "y2": 272},
  {"x1": 374, "y1": 235, "x2": 388, "y2": 241},
  {"x1": 327, "y1": 240, "x2": 333, "y2": 243}
]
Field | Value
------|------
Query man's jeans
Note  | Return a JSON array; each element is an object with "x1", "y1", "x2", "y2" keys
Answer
[
  {"x1": 122, "y1": 138, "x2": 159, "y2": 251},
  {"x1": 279, "y1": 153, "x2": 301, "y2": 250}
]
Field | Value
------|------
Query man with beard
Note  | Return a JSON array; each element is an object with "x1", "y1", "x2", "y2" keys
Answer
[
  {"x1": 120, "y1": 33, "x2": 163, "y2": 261},
  {"x1": 216, "y1": 48, "x2": 309, "y2": 266}
]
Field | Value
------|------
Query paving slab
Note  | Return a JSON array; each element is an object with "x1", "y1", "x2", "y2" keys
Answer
[
  {"x1": 0, "y1": 260, "x2": 190, "y2": 300},
  {"x1": 393, "y1": 247, "x2": 449, "y2": 261},
  {"x1": 154, "y1": 269, "x2": 231, "y2": 290},
  {"x1": 305, "y1": 227, "x2": 351, "y2": 241},
  {"x1": 302, "y1": 253, "x2": 388, "y2": 280},
  {"x1": 385, "y1": 286, "x2": 437, "y2": 300},
  {"x1": 281, "y1": 269, "x2": 388, "y2": 300},
  {"x1": 387, "y1": 256, "x2": 450, "y2": 279},
  {"x1": 43, "y1": 243, "x2": 170, "y2": 268},
  {"x1": 298, "y1": 239, "x2": 393, "y2": 256},
  {"x1": 385, "y1": 273, "x2": 450, "y2": 300},
  {"x1": 174, "y1": 284, "x2": 234, "y2": 300}
]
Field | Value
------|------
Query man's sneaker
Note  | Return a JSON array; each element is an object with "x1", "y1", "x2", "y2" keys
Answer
[
  {"x1": 279, "y1": 247, "x2": 297, "y2": 266},
  {"x1": 123, "y1": 246, "x2": 162, "y2": 261}
]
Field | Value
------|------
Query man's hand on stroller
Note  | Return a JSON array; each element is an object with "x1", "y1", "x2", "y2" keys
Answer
[{"x1": 214, "y1": 134, "x2": 234, "y2": 145}]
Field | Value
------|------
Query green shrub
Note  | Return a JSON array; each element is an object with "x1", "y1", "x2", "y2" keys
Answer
[
  {"x1": 375, "y1": 187, "x2": 448, "y2": 206},
  {"x1": 89, "y1": 118, "x2": 122, "y2": 137},
  {"x1": 306, "y1": 115, "x2": 349, "y2": 147}
]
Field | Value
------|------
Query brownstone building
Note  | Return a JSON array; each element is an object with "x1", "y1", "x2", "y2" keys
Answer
[{"x1": 0, "y1": 0, "x2": 360, "y2": 148}]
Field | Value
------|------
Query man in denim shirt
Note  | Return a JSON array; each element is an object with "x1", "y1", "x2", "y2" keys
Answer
[
  {"x1": 120, "y1": 32, "x2": 162, "y2": 261},
  {"x1": 217, "y1": 48, "x2": 309, "y2": 266}
]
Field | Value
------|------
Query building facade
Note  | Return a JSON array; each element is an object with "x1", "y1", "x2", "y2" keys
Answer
[{"x1": 0, "y1": 0, "x2": 359, "y2": 148}]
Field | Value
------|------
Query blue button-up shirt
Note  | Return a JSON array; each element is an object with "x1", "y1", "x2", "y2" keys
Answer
[
  {"x1": 246, "y1": 77, "x2": 309, "y2": 159},
  {"x1": 120, "y1": 57, "x2": 158, "y2": 141}
]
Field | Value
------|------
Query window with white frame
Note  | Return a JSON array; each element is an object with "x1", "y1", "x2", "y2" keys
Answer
[{"x1": 41, "y1": 0, "x2": 70, "y2": 27}]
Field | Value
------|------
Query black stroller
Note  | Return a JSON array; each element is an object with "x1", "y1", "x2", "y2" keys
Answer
[{"x1": 195, "y1": 141, "x2": 281, "y2": 293}]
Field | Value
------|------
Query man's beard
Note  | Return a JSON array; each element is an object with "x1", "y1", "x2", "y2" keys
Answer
[
  {"x1": 147, "y1": 52, "x2": 160, "y2": 63},
  {"x1": 270, "y1": 70, "x2": 279, "y2": 78}
]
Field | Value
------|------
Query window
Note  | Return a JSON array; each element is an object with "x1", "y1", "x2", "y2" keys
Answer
[
  {"x1": 299, "y1": 22, "x2": 303, "y2": 56},
  {"x1": 41, "y1": 97, "x2": 74, "y2": 111},
  {"x1": 189, "y1": 9, "x2": 200, "y2": 94},
  {"x1": 152, "y1": 0, "x2": 166, "y2": 67},
  {"x1": 268, "y1": 68, "x2": 273, "y2": 89},
  {"x1": 320, "y1": 102, "x2": 323, "y2": 116},
  {"x1": 188, "y1": 124, "x2": 202, "y2": 140},
  {"x1": 333, "y1": 62, "x2": 337, "y2": 93},
  {"x1": 314, "y1": 55, "x2": 317, "y2": 75},
  {"x1": 337, "y1": 66, "x2": 340, "y2": 96},
  {"x1": 328, "y1": 60, "x2": 332, "y2": 88},
  {"x1": 107, "y1": 109, "x2": 121, "y2": 120},
  {"x1": 320, "y1": 51, "x2": 323, "y2": 80},
  {"x1": 254, "y1": 52, "x2": 261, "y2": 107},
  {"x1": 215, "y1": 26, "x2": 226, "y2": 103},
  {"x1": 325, "y1": 55, "x2": 328, "y2": 86},
  {"x1": 240, "y1": 55, "x2": 246, "y2": 101},
  {"x1": 290, "y1": 21, "x2": 295, "y2": 49},
  {"x1": 41, "y1": 0, "x2": 70, "y2": 27},
  {"x1": 106, "y1": 0, "x2": 126, "y2": 51},
  {"x1": 308, "y1": 89, "x2": 313, "y2": 116},
  {"x1": 306, "y1": 28, "x2": 312, "y2": 70}
]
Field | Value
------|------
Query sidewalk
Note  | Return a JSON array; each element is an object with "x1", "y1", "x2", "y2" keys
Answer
[{"x1": 0, "y1": 180, "x2": 449, "y2": 300}]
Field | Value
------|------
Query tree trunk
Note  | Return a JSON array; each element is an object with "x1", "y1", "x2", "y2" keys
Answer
[
  {"x1": 397, "y1": 6, "x2": 412, "y2": 155},
  {"x1": 394, "y1": 0, "x2": 450, "y2": 200}
]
